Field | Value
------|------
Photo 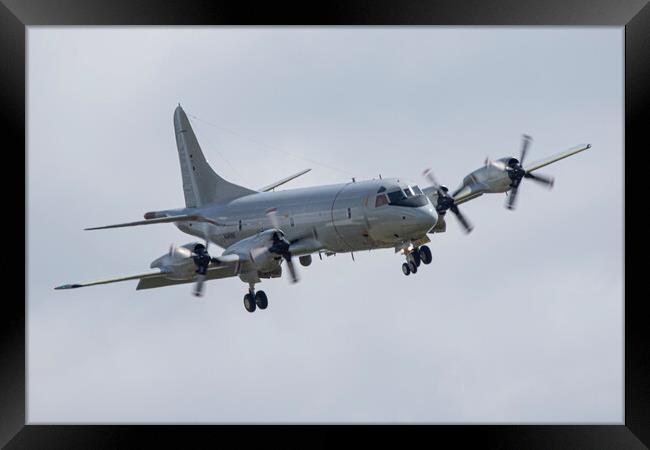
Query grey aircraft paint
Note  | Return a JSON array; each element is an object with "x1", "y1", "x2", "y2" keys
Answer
[{"x1": 56, "y1": 104, "x2": 590, "y2": 304}]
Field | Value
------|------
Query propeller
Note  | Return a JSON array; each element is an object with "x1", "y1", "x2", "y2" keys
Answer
[
  {"x1": 423, "y1": 168, "x2": 473, "y2": 233},
  {"x1": 502, "y1": 134, "x2": 555, "y2": 210},
  {"x1": 191, "y1": 241, "x2": 212, "y2": 297},
  {"x1": 266, "y1": 208, "x2": 299, "y2": 283}
]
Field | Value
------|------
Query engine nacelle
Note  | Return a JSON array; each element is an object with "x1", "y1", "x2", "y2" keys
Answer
[
  {"x1": 150, "y1": 242, "x2": 200, "y2": 280},
  {"x1": 259, "y1": 266, "x2": 282, "y2": 279},
  {"x1": 248, "y1": 246, "x2": 280, "y2": 272}
]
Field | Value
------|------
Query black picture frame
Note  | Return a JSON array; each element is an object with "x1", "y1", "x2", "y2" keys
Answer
[{"x1": 4, "y1": 0, "x2": 646, "y2": 447}]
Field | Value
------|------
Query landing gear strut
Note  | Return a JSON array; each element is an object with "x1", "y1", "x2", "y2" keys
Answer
[{"x1": 243, "y1": 284, "x2": 268, "y2": 313}]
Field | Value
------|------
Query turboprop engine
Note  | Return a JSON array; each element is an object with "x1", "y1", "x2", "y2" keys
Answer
[
  {"x1": 150, "y1": 242, "x2": 202, "y2": 281},
  {"x1": 222, "y1": 226, "x2": 299, "y2": 283}
]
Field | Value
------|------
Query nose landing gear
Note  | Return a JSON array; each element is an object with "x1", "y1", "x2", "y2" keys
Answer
[
  {"x1": 401, "y1": 245, "x2": 432, "y2": 276},
  {"x1": 243, "y1": 283, "x2": 269, "y2": 313}
]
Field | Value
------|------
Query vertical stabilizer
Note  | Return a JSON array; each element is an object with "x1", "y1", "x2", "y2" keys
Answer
[{"x1": 174, "y1": 106, "x2": 256, "y2": 207}]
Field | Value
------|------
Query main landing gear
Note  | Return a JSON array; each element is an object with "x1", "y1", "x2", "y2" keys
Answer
[
  {"x1": 243, "y1": 284, "x2": 268, "y2": 313},
  {"x1": 401, "y1": 245, "x2": 432, "y2": 276}
]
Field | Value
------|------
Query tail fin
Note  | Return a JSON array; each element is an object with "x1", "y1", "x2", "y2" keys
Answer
[{"x1": 174, "y1": 105, "x2": 256, "y2": 207}]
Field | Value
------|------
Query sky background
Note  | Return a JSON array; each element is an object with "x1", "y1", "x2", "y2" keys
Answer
[{"x1": 27, "y1": 27, "x2": 623, "y2": 423}]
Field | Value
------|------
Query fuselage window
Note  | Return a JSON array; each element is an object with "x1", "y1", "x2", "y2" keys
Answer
[
  {"x1": 347, "y1": 208, "x2": 351, "y2": 219},
  {"x1": 375, "y1": 194, "x2": 388, "y2": 207},
  {"x1": 238, "y1": 220, "x2": 242, "y2": 231},
  {"x1": 290, "y1": 217, "x2": 295, "y2": 227}
]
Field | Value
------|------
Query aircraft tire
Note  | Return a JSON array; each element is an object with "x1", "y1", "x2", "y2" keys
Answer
[
  {"x1": 412, "y1": 250, "x2": 421, "y2": 267},
  {"x1": 255, "y1": 291, "x2": 268, "y2": 310},
  {"x1": 244, "y1": 293, "x2": 256, "y2": 312},
  {"x1": 402, "y1": 263, "x2": 411, "y2": 276},
  {"x1": 419, "y1": 246, "x2": 432, "y2": 265},
  {"x1": 409, "y1": 261, "x2": 418, "y2": 274}
]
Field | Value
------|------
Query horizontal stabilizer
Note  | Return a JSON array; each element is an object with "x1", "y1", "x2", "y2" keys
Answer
[
  {"x1": 85, "y1": 214, "x2": 224, "y2": 231},
  {"x1": 259, "y1": 168, "x2": 311, "y2": 192}
]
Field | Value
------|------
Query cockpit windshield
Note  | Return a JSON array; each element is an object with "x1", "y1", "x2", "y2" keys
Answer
[
  {"x1": 374, "y1": 184, "x2": 429, "y2": 208},
  {"x1": 385, "y1": 188, "x2": 429, "y2": 207}
]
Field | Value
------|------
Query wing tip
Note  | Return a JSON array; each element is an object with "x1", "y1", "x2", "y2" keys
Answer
[{"x1": 55, "y1": 284, "x2": 82, "y2": 290}]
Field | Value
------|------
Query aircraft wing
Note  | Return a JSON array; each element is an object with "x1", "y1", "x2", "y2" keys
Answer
[
  {"x1": 258, "y1": 168, "x2": 311, "y2": 192},
  {"x1": 55, "y1": 270, "x2": 166, "y2": 290},
  {"x1": 136, "y1": 265, "x2": 238, "y2": 290},
  {"x1": 56, "y1": 263, "x2": 240, "y2": 291},
  {"x1": 524, "y1": 144, "x2": 591, "y2": 173},
  {"x1": 452, "y1": 186, "x2": 485, "y2": 206}
]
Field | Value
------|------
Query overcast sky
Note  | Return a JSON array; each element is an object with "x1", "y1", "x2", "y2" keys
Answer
[{"x1": 27, "y1": 27, "x2": 623, "y2": 423}]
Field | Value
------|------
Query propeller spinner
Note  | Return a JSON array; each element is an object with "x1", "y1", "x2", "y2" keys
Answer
[
  {"x1": 501, "y1": 135, "x2": 555, "y2": 210},
  {"x1": 423, "y1": 168, "x2": 473, "y2": 233},
  {"x1": 266, "y1": 208, "x2": 299, "y2": 283}
]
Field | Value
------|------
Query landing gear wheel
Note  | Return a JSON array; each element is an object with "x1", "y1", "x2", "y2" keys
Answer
[
  {"x1": 412, "y1": 249, "x2": 421, "y2": 267},
  {"x1": 402, "y1": 263, "x2": 411, "y2": 276},
  {"x1": 255, "y1": 291, "x2": 268, "y2": 310},
  {"x1": 409, "y1": 261, "x2": 418, "y2": 274},
  {"x1": 419, "y1": 245, "x2": 432, "y2": 265},
  {"x1": 244, "y1": 293, "x2": 256, "y2": 312}
]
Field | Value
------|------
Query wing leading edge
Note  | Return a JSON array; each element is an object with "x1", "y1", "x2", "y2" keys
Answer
[
  {"x1": 524, "y1": 144, "x2": 591, "y2": 173},
  {"x1": 55, "y1": 270, "x2": 165, "y2": 290},
  {"x1": 56, "y1": 265, "x2": 239, "y2": 291}
]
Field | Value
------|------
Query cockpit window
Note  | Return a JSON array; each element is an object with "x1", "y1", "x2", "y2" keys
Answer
[
  {"x1": 377, "y1": 186, "x2": 386, "y2": 193},
  {"x1": 404, "y1": 187, "x2": 413, "y2": 197},
  {"x1": 387, "y1": 189, "x2": 429, "y2": 207},
  {"x1": 412, "y1": 185, "x2": 423, "y2": 195},
  {"x1": 375, "y1": 194, "x2": 388, "y2": 207},
  {"x1": 387, "y1": 190, "x2": 406, "y2": 204}
]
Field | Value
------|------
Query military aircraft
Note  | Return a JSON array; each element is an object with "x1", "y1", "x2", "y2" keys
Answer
[{"x1": 56, "y1": 105, "x2": 591, "y2": 313}]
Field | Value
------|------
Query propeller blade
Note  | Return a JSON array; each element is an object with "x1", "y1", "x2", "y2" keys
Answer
[
  {"x1": 506, "y1": 186, "x2": 520, "y2": 210},
  {"x1": 285, "y1": 255, "x2": 299, "y2": 283},
  {"x1": 524, "y1": 172, "x2": 554, "y2": 188},
  {"x1": 193, "y1": 274, "x2": 206, "y2": 297},
  {"x1": 423, "y1": 168, "x2": 450, "y2": 198},
  {"x1": 520, "y1": 134, "x2": 532, "y2": 165},
  {"x1": 450, "y1": 205, "x2": 473, "y2": 233},
  {"x1": 422, "y1": 168, "x2": 440, "y2": 189}
]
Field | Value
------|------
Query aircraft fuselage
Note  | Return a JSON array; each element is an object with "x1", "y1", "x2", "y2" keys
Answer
[{"x1": 175, "y1": 177, "x2": 438, "y2": 254}]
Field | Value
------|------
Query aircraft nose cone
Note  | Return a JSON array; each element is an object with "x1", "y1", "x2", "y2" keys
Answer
[{"x1": 415, "y1": 206, "x2": 438, "y2": 232}]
